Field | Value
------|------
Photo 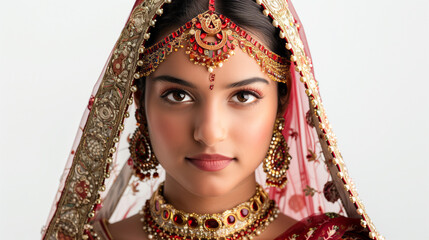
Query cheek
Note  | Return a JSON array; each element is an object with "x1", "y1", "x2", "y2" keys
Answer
[
  {"x1": 236, "y1": 114, "x2": 274, "y2": 159},
  {"x1": 229, "y1": 107, "x2": 277, "y2": 167},
  {"x1": 148, "y1": 112, "x2": 185, "y2": 150},
  {"x1": 145, "y1": 96, "x2": 191, "y2": 161}
]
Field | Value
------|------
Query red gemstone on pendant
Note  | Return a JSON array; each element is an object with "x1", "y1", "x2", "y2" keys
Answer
[
  {"x1": 204, "y1": 219, "x2": 219, "y2": 229},
  {"x1": 198, "y1": 47, "x2": 203, "y2": 54},
  {"x1": 227, "y1": 215, "x2": 236, "y2": 224},
  {"x1": 196, "y1": 22, "x2": 202, "y2": 29},
  {"x1": 216, "y1": 33, "x2": 222, "y2": 39},
  {"x1": 259, "y1": 195, "x2": 265, "y2": 204},
  {"x1": 200, "y1": 32, "x2": 207, "y2": 39},
  {"x1": 163, "y1": 210, "x2": 169, "y2": 219},
  {"x1": 252, "y1": 201, "x2": 259, "y2": 211},
  {"x1": 240, "y1": 208, "x2": 249, "y2": 217},
  {"x1": 173, "y1": 214, "x2": 185, "y2": 225},
  {"x1": 188, "y1": 217, "x2": 198, "y2": 228}
]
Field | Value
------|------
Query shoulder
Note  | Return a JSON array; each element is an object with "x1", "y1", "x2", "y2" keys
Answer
[{"x1": 274, "y1": 213, "x2": 371, "y2": 240}]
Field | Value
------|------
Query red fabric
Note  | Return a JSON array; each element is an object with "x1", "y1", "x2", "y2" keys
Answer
[
  {"x1": 275, "y1": 213, "x2": 370, "y2": 240},
  {"x1": 266, "y1": 0, "x2": 342, "y2": 220}
]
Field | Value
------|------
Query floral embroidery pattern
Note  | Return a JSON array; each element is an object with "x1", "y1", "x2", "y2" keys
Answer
[{"x1": 304, "y1": 185, "x2": 319, "y2": 197}]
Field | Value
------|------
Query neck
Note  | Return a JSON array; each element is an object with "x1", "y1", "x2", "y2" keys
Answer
[{"x1": 162, "y1": 174, "x2": 257, "y2": 214}]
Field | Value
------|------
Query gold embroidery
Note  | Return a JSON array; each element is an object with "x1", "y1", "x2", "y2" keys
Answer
[
  {"x1": 43, "y1": 1, "x2": 168, "y2": 239},
  {"x1": 257, "y1": 0, "x2": 382, "y2": 239}
]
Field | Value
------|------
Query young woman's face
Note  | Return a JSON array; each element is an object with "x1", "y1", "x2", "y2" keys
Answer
[{"x1": 143, "y1": 47, "x2": 279, "y2": 197}]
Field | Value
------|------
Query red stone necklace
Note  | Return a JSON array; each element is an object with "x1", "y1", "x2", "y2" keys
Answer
[{"x1": 140, "y1": 183, "x2": 279, "y2": 240}]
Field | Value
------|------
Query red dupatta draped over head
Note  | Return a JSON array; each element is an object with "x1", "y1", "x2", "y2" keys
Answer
[{"x1": 42, "y1": 0, "x2": 382, "y2": 239}]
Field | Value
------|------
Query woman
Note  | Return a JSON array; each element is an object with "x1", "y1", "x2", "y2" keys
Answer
[{"x1": 42, "y1": 0, "x2": 382, "y2": 239}]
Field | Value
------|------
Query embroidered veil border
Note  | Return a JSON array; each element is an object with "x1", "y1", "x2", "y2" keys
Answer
[{"x1": 42, "y1": 1, "x2": 382, "y2": 239}]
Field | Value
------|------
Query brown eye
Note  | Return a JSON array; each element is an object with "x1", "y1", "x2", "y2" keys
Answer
[
  {"x1": 163, "y1": 90, "x2": 193, "y2": 103},
  {"x1": 172, "y1": 92, "x2": 186, "y2": 101},
  {"x1": 231, "y1": 91, "x2": 258, "y2": 104},
  {"x1": 236, "y1": 92, "x2": 250, "y2": 102}
]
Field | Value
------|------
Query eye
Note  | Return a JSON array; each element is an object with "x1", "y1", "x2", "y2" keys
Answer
[
  {"x1": 162, "y1": 89, "x2": 193, "y2": 103},
  {"x1": 230, "y1": 91, "x2": 260, "y2": 104}
]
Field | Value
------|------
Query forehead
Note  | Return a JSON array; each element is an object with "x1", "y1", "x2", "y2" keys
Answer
[{"x1": 150, "y1": 48, "x2": 272, "y2": 88}]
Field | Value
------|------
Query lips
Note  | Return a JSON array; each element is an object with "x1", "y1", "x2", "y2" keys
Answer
[{"x1": 186, "y1": 154, "x2": 234, "y2": 172}]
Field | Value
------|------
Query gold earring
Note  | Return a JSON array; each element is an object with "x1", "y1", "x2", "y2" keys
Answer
[
  {"x1": 263, "y1": 117, "x2": 291, "y2": 189},
  {"x1": 129, "y1": 111, "x2": 159, "y2": 180}
]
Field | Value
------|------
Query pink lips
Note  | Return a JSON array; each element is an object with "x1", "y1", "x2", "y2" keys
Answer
[{"x1": 186, "y1": 154, "x2": 234, "y2": 172}]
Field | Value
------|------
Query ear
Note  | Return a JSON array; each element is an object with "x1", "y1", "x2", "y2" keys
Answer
[{"x1": 133, "y1": 88, "x2": 148, "y2": 131}]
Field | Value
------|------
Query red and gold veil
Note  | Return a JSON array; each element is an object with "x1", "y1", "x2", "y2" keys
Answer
[{"x1": 42, "y1": 0, "x2": 382, "y2": 239}]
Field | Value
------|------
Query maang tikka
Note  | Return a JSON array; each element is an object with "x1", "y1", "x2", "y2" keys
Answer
[
  {"x1": 129, "y1": 110, "x2": 159, "y2": 180},
  {"x1": 134, "y1": 0, "x2": 290, "y2": 90},
  {"x1": 264, "y1": 117, "x2": 291, "y2": 189}
]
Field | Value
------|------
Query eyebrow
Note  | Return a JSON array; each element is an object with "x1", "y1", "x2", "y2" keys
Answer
[
  {"x1": 150, "y1": 75, "x2": 269, "y2": 88},
  {"x1": 226, "y1": 77, "x2": 269, "y2": 88},
  {"x1": 150, "y1": 75, "x2": 197, "y2": 88}
]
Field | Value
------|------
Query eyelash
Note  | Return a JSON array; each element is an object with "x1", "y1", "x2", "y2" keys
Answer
[
  {"x1": 160, "y1": 87, "x2": 264, "y2": 105},
  {"x1": 230, "y1": 88, "x2": 263, "y2": 105},
  {"x1": 160, "y1": 88, "x2": 194, "y2": 104}
]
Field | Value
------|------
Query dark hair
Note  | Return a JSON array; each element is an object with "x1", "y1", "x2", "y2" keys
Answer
[{"x1": 138, "y1": 0, "x2": 290, "y2": 112}]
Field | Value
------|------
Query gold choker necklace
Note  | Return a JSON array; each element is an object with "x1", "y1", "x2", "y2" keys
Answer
[{"x1": 140, "y1": 183, "x2": 279, "y2": 240}]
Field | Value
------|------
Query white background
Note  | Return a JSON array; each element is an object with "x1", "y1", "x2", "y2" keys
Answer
[{"x1": 1, "y1": 0, "x2": 428, "y2": 239}]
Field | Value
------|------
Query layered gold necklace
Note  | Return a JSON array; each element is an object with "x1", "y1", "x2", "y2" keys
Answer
[{"x1": 140, "y1": 183, "x2": 279, "y2": 240}]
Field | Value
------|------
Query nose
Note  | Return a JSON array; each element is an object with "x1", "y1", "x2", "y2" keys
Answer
[{"x1": 193, "y1": 101, "x2": 227, "y2": 147}]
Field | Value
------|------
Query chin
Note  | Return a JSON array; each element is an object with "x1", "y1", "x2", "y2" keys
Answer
[{"x1": 184, "y1": 175, "x2": 237, "y2": 197}]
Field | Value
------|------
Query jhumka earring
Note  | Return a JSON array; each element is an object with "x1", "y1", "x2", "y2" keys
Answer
[
  {"x1": 129, "y1": 110, "x2": 159, "y2": 180},
  {"x1": 264, "y1": 117, "x2": 291, "y2": 189}
]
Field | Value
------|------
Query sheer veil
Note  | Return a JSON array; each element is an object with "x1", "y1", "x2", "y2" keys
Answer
[{"x1": 42, "y1": 0, "x2": 382, "y2": 239}]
